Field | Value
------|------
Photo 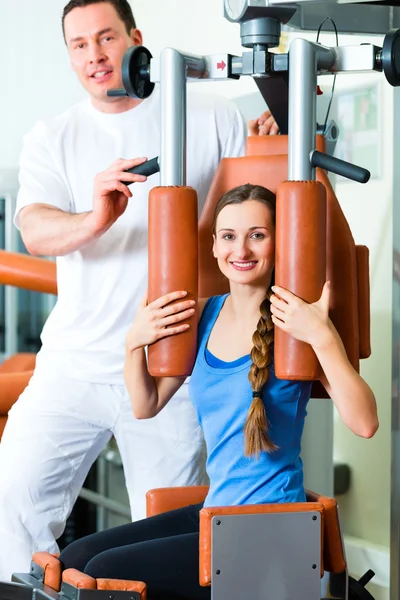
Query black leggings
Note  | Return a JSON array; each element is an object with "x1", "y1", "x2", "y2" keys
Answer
[{"x1": 59, "y1": 503, "x2": 210, "y2": 600}]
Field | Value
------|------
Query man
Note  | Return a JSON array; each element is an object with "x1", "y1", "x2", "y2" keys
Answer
[{"x1": 0, "y1": 0, "x2": 276, "y2": 580}]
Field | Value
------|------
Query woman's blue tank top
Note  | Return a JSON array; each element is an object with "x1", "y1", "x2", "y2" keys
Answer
[{"x1": 189, "y1": 294, "x2": 312, "y2": 508}]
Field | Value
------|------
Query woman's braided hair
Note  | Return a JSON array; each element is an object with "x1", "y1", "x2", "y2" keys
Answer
[{"x1": 212, "y1": 184, "x2": 277, "y2": 457}]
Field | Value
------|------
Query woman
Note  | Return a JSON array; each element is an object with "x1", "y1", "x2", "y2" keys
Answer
[{"x1": 59, "y1": 184, "x2": 378, "y2": 599}]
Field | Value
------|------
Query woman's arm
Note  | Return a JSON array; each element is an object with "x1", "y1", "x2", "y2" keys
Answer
[
  {"x1": 125, "y1": 293, "x2": 209, "y2": 419},
  {"x1": 270, "y1": 282, "x2": 378, "y2": 439},
  {"x1": 125, "y1": 291, "x2": 194, "y2": 418}
]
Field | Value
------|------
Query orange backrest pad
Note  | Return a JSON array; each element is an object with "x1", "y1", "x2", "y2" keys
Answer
[
  {"x1": 199, "y1": 154, "x2": 370, "y2": 378},
  {"x1": 246, "y1": 133, "x2": 326, "y2": 157}
]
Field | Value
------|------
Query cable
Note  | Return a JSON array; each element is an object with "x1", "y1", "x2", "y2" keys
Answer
[{"x1": 316, "y1": 17, "x2": 339, "y2": 134}]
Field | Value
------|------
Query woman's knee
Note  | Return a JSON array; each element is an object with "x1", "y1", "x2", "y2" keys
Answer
[
  {"x1": 59, "y1": 534, "x2": 100, "y2": 572},
  {"x1": 84, "y1": 550, "x2": 123, "y2": 579}
]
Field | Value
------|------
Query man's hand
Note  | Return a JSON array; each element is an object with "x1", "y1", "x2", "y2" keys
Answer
[
  {"x1": 248, "y1": 110, "x2": 279, "y2": 136},
  {"x1": 89, "y1": 157, "x2": 148, "y2": 235}
]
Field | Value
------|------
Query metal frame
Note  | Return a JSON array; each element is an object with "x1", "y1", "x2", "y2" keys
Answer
[
  {"x1": 390, "y1": 85, "x2": 400, "y2": 600},
  {"x1": 2, "y1": 192, "x2": 18, "y2": 357},
  {"x1": 211, "y1": 511, "x2": 323, "y2": 600}
]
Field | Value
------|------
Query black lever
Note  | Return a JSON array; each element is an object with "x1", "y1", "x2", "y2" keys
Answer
[
  {"x1": 122, "y1": 156, "x2": 160, "y2": 185},
  {"x1": 107, "y1": 88, "x2": 128, "y2": 97},
  {"x1": 310, "y1": 150, "x2": 370, "y2": 184}
]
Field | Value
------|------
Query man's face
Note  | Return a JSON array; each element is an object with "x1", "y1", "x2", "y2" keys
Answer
[{"x1": 64, "y1": 2, "x2": 142, "y2": 106}]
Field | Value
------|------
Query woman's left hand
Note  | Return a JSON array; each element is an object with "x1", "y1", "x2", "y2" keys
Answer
[{"x1": 270, "y1": 281, "x2": 332, "y2": 348}]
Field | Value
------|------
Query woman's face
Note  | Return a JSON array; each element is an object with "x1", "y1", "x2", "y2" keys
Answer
[{"x1": 213, "y1": 199, "x2": 275, "y2": 287}]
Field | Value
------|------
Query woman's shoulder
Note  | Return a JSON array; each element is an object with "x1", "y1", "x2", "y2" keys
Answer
[{"x1": 198, "y1": 294, "x2": 228, "y2": 322}]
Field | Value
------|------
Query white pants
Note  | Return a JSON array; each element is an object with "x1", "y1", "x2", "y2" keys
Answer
[{"x1": 0, "y1": 366, "x2": 207, "y2": 580}]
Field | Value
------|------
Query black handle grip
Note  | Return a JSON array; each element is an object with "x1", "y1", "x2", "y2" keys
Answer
[
  {"x1": 107, "y1": 88, "x2": 129, "y2": 97},
  {"x1": 310, "y1": 150, "x2": 370, "y2": 184},
  {"x1": 122, "y1": 157, "x2": 160, "y2": 185}
]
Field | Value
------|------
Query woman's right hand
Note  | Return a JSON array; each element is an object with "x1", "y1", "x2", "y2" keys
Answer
[{"x1": 126, "y1": 291, "x2": 196, "y2": 352}]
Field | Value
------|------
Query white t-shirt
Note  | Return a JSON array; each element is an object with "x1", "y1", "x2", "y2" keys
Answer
[{"x1": 15, "y1": 88, "x2": 246, "y2": 384}]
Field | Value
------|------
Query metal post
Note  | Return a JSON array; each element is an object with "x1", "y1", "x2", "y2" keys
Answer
[
  {"x1": 391, "y1": 85, "x2": 400, "y2": 600},
  {"x1": 288, "y1": 38, "x2": 317, "y2": 181},
  {"x1": 160, "y1": 48, "x2": 187, "y2": 186},
  {"x1": 288, "y1": 39, "x2": 335, "y2": 181},
  {"x1": 4, "y1": 194, "x2": 18, "y2": 357}
]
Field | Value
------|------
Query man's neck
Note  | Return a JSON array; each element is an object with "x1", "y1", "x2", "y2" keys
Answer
[{"x1": 90, "y1": 95, "x2": 143, "y2": 114}]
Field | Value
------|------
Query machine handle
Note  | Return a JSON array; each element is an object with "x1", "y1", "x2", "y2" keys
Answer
[
  {"x1": 310, "y1": 150, "x2": 370, "y2": 184},
  {"x1": 122, "y1": 156, "x2": 160, "y2": 185},
  {"x1": 107, "y1": 88, "x2": 128, "y2": 97}
]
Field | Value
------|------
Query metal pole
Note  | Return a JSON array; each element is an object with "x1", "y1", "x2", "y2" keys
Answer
[
  {"x1": 288, "y1": 39, "x2": 335, "y2": 181},
  {"x1": 391, "y1": 85, "x2": 400, "y2": 600},
  {"x1": 160, "y1": 48, "x2": 187, "y2": 186},
  {"x1": 4, "y1": 194, "x2": 18, "y2": 357},
  {"x1": 79, "y1": 487, "x2": 131, "y2": 520},
  {"x1": 288, "y1": 38, "x2": 317, "y2": 181}
]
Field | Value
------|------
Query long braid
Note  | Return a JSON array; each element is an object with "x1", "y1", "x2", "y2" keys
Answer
[
  {"x1": 244, "y1": 288, "x2": 277, "y2": 456},
  {"x1": 211, "y1": 183, "x2": 277, "y2": 456}
]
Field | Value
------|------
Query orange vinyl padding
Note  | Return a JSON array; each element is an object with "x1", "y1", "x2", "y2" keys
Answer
[
  {"x1": 62, "y1": 568, "x2": 147, "y2": 597},
  {"x1": 0, "y1": 368, "x2": 34, "y2": 439},
  {"x1": 145, "y1": 485, "x2": 346, "y2": 586},
  {"x1": 148, "y1": 186, "x2": 199, "y2": 377},
  {"x1": 32, "y1": 552, "x2": 62, "y2": 591},
  {"x1": 146, "y1": 486, "x2": 210, "y2": 518},
  {"x1": 0, "y1": 353, "x2": 36, "y2": 438},
  {"x1": 356, "y1": 245, "x2": 371, "y2": 359},
  {"x1": 0, "y1": 250, "x2": 57, "y2": 295},
  {"x1": 198, "y1": 147, "x2": 370, "y2": 380},
  {"x1": 274, "y1": 181, "x2": 326, "y2": 380},
  {"x1": 246, "y1": 133, "x2": 327, "y2": 157},
  {"x1": 32, "y1": 487, "x2": 345, "y2": 596},
  {"x1": 0, "y1": 250, "x2": 56, "y2": 436}
]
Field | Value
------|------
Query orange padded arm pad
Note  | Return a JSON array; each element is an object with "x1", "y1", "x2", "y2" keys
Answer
[
  {"x1": 62, "y1": 569, "x2": 97, "y2": 589},
  {"x1": 148, "y1": 187, "x2": 198, "y2": 377},
  {"x1": 199, "y1": 502, "x2": 325, "y2": 586},
  {"x1": 32, "y1": 552, "x2": 62, "y2": 591},
  {"x1": 0, "y1": 371, "x2": 33, "y2": 415},
  {"x1": 63, "y1": 569, "x2": 147, "y2": 597},
  {"x1": 0, "y1": 353, "x2": 36, "y2": 373},
  {"x1": 0, "y1": 250, "x2": 57, "y2": 295},
  {"x1": 306, "y1": 490, "x2": 346, "y2": 574},
  {"x1": 146, "y1": 486, "x2": 209, "y2": 517},
  {"x1": 274, "y1": 181, "x2": 326, "y2": 380},
  {"x1": 97, "y1": 579, "x2": 147, "y2": 596},
  {"x1": 356, "y1": 245, "x2": 371, "y2": 359}
]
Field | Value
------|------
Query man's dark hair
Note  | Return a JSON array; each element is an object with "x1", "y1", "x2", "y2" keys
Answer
[{"x1": 62, "y1": 0, "x2": 137, "y2": 40}]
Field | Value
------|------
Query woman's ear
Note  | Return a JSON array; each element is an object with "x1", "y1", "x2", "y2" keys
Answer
[{"x1": 212, "y1": 234, "x2": 217, "y2": 258}]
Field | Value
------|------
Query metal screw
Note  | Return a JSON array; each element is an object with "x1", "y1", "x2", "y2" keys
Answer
[
  {"x1": 312, "y1": 564, "x2": 317, "y2": 570},
  {"x1": 312, "y1": 515, "x2": 317, "y2": 521},
  {"x1": 216, "y1": 520, "x2": 221, "y2": 525},
  {"x1": 216, "y1": 569, "x2": 221, "y2": 575}
]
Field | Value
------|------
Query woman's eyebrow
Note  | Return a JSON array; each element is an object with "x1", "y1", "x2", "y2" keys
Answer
[{"x1": 217, "y1": 226, "x2": 270, "y2": 233}]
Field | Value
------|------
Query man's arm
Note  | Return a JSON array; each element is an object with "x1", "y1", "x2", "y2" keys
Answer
[{"x1": 19, "y1": 157, "x2": 148, "y2": 257}]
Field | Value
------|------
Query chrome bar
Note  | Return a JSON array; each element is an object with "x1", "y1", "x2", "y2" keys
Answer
[
  {"x1": 331, "y1": 45, "x2": 381, "y2": 73},
  {"x1": 391, "y1": 85, "x2": 400, "y2": 600},
  {"x1": 288, "y1": 39, "x2": 335, "y2": 180},
  {"x1": 96, "y1": 453, "x2": 107, "y2": 531},
  {"x1": 4, "y1": 194, "x2": 18, "y2": 357},
  {"x1": 288, "y1": 39, "x2": 317, "y2": 181},
  {"x1": 79, "y1": 487, "x2": 131, "y2": 520},
  {"x1": 160, "y1": 48, "x2": 187, "y2": 186}
]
